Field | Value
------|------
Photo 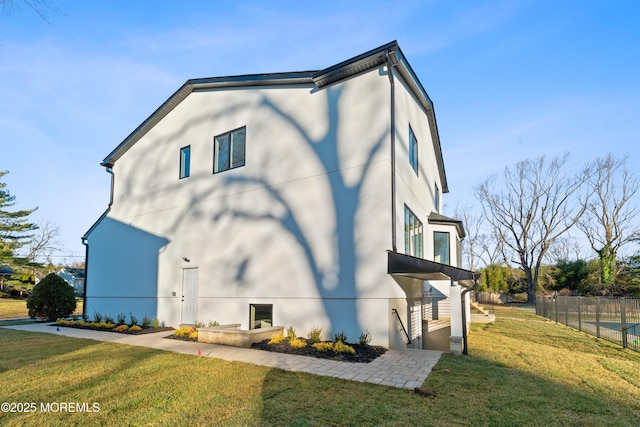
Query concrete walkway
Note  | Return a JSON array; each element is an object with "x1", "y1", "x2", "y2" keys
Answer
[{"x1": 2, "y1": 323, "x2": 442, "y2": 390}]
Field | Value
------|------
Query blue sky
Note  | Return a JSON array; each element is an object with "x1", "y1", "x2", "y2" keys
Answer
[{"x1": 1, "y1": 0, "x2": 638, "y2": 263}]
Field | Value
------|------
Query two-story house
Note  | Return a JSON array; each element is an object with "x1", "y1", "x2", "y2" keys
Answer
[{"x1": 83, "y1": 41, "x2": 478, "y2": 353}]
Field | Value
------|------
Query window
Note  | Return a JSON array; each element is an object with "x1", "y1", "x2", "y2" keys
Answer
[
  {"x1": 250, "y1": 304, "x2": 272, "y2": 330},
  {"x1": 214, "y1": 126, "x2": 246, "y2": 173},
  {"x1": 434, "y1": 183, "x2": 440, "y2": 213},
  {"x1": 179, "y1": 145, "x2": 190, "y2": 179},
  {"x1": 434, "y1": 231, "x2": 450, "y2": 265},
  {"x1": 404, "y1": 205, "x2": 423, "y2": 258},
  {"x1": 409, "y1": 126, "x2": 418, "y2": 175}
]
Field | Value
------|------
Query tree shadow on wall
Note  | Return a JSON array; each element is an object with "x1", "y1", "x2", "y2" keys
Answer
[{"x1": 211, "y1": 84, "x2": 388, "y2": 337}]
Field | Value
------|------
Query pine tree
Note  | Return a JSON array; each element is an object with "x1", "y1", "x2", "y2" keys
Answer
[{"x1": 0, "y1": 171, "x2": 38, "y2": 265}]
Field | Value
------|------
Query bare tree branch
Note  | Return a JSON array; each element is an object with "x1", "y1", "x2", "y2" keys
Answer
[{"x1": 474, "y1": 153, "x2": 593, "y2": 303}]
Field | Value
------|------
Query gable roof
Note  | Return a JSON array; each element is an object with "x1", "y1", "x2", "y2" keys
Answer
[{"x1": 101, "y1": 41, "x2": 448, "y2": 192}]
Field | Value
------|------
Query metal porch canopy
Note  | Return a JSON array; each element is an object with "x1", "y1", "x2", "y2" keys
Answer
[{"x1": 387, "y1": 251, "x2": 479, "y2": 287}]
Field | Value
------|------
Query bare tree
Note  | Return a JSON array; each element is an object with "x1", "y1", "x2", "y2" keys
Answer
[
  {"x1": 1, "y1": 0, "x2": 57, "y2": 21},
  {"x1": 452, "y1": 204, "x2": 483, "y2": 271},
  {"x1": 545, "y1": 235, "x2": 584, "y2": 264},
  {"x1": 476, "y1": 233, "x2": 508, "y2": 268},
  {"x1": 474, "y1": 154, "x2": 593, "y2": 303},
  {"x1": 26, "y1": 219, "x2": 60, "y2": 265},
  {"x1": 577, "y1": 154, "x2": 640, "y2": 289}
]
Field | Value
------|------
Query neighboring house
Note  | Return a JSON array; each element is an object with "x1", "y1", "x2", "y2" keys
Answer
[
  {"x1": 0, "y1": 265, "x2": 16, "y2": 291},
  {"x1": 84, "y1": 41, "x2": 479, "y2": 353},
  {"x1": 57, "y1": 268, "x2": 86, "y2": 296}
]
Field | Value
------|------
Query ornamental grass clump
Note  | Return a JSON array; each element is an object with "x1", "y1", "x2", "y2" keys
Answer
[
  {"x1": 333, "y1": 340, "x2": 356, "y2": 355},
  {"x1": 359, "y1": 330, "x2": 372, "y2": 346},
  {"x1": 286, "y1": 326, "x2": 296, "y2": 340},
  {"x1": 334, "y1": 331, "x2": 348, "y2": 343},
  {"x1": 312, "y1": 342, "x2": 334, "y2": 352},
  {"x1": 307, "y1": 326, "x2": 322, "y2": 344},
  {"x1": 289, "y1": 338, "x2": 307, "y2": 349},
  {"x1": 268, "y1": 332, "x2": 285, "y2": 345}
]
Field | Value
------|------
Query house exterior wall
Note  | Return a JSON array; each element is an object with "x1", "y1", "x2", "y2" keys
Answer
[{"x1": 85, "y1": 66, "x2": 427, "y2": 347}]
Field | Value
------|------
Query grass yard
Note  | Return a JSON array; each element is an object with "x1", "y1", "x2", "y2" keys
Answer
[
  {"x1": 1, "y1": 306, "x2": 639, "y2": 426},
  {"x1": 0, "y1": 298, "x2": 83, "y2": 319}
]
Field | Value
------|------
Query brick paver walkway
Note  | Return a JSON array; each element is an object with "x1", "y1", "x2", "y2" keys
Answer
[{"x1": 3, "y1": 323, "x2": 442, "y2": 389}]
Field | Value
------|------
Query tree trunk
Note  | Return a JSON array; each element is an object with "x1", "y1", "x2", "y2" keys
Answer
[{"x1": 599, "y1": 246, "x2": 617, "y2": 287}]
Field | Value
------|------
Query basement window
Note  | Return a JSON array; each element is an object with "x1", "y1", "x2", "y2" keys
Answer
[{"x1": 250, "y1": 304, "x2": 272, "y2": 330}]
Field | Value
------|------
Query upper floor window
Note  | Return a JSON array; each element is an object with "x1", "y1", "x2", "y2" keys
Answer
[
  {"x1": 179, "y1": 145, "x2": 191, "y2": 179},
  {"x1": 409, "y1": 126, "x2": 418, "y2": 175},
  {"x1": 434, "y1": 183, "x2": 440, "y2": 212},
  {"x1": 404, "y1": 205, "x2": 423, "y2": 258},
  {"x1": 214, "y1": 126, "x2": 246, "y2": 174},
  {"x1": 434, "y1": 231, "x2": 450, "y2": 265}
]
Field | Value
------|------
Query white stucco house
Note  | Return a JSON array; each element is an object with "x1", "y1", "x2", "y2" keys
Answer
[{"x1": 83, "y1": 41, "x2": 479, "y2": 353}]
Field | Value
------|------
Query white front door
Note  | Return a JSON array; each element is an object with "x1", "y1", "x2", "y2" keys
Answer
[{"x1": 181, "y1": 268, "x2": 198, "y2": 325}]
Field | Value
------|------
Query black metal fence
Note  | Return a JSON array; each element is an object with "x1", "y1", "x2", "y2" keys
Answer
[{"x1": 536, "y1": 295, "x2": 640, "y2": 352}]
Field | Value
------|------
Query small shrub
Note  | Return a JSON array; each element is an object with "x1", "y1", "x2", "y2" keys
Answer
[
  {"x1": 194, "y1": 321, "x2": 204, "y2": 329},
  {"x1": 93, "y1": 311, "x2": 103, "y2": 323},
  {"x1": 207, "y1": 320, "x2": 220, "y2": 327},
  {"x1": 307, "y1": 326, "x2": 322, "y2": 344},
  {"x1": 82, "y1": 313, "x2": 89, "y2": 322},
  {"x1": 313, "y1": 342, "x2": 334, "y2": 352},
  {"x1": 359, "y1": 330, "x2": 372, "y2": 346},
  {"x1": 71, "y1": 314, "x2": 79, "y2": 321},
  {"x1": 152, "y1": 318, "x2": 160, "y2": 328},
  {"x1": 26, "y1": 273, "x2": 77, "y2": 321},
  {"x1": 104, "y1": 315, "x2": 115, "y2": 325},
  {"x1": 289, "y1": 338, "x2": 307, "y2": 349},
  {"x1": 189, "y1": 330, "x2": 198, "y2": 340},
  {"x1": 268, "y1": 332, "x2": 285, "y2": 345},
  {"x1": 129, "y1": 312, "x2": 138, "y2": 326},
  {"x1": 114, "y1": 324, "x2": 129, "y2": 333},
  {"x1": 117, "y1": 313, "x2": 126, "y2": 325},
  {"x1": 129, "y1": 325, "x2": 142, "y2": 332},
  {"x1": 141, "y1": 316, "x2": 151, "y2": 327},
  {"x1": 173, "y1": 326, "x2": 194, "y2": 338},
  {"x1": 103, "y1": 322, "x2": 116, "y2": 329},
  {"x1": 286, "y1": 326, "x2": 296, "y2": 340},
  {"x1": 333, "y1": 341, "x2": 356, "y2": 354},
  {"x1": 334, "y1": 331, "x2": 348, "y2": 343},
  {"x1": 56, "y1": 318, "x2": 66, "y2": 325}
]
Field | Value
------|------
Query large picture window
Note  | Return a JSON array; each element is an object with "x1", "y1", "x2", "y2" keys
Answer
[
  {"x1": 250, "y1": 304, "x2": 273, "y2": 330},
  {"x1": 409, "y1": 126, "x2": 418, "y2": 175},
  {"x1": 179, "y1": 145, "x2": 190, "y2": 179},
  {"x1": 214, "y1": 126, "x2": 246, "y2": 173},
  {"x1": 404, "y1": 205, "x2": 423, "y2": 258},
  {"x1": 434, "y1": 231, "x2": 450, "y2": 265}
]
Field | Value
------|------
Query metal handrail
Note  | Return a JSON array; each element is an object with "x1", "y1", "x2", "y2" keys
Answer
[{"x1": 391, "y1": 308, "x2": 411, "y2": 344}]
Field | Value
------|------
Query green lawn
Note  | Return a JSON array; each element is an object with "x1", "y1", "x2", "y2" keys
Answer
[
  {"x1": 0, "y1": 298, "x2": 83, "y2": 319},
  {"x1": 1, "y1": 307, "x2": 639, "y2": 426}
]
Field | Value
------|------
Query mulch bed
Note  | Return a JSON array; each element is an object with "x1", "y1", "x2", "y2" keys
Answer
[
  {"x1": 251, "y1": 339, "x2": 386, "y2": 363},
  {"x1": 52, "y1": 323, "x2": 174, "y2": 335}
]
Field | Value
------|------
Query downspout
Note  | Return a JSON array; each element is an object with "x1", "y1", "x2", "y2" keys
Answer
[
  {"x1": 105, "y1": 165, "x2": 115, "y2": 208},
  {"x1": 81, "y1": 236, "x2": 89, "y2": 319},
  {"x1": 81, "y1": 164, "x2": 114, "y2": 319},
  {"x1": 385, "y1": 50, "x2": 398, "y2": 252},
  {"x1": 461, "y1": 277, "x2": 480, "y2": 355}
]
